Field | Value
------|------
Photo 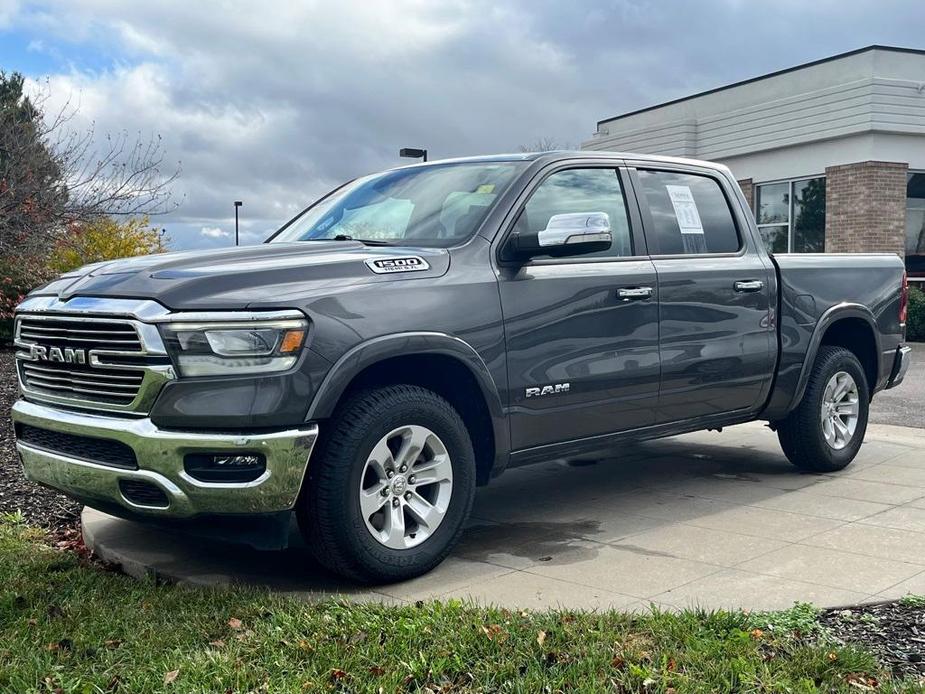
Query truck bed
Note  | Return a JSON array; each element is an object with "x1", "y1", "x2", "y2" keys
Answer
[{"x1": 764, "y1": 252, "x2": 905, "y2": 419}]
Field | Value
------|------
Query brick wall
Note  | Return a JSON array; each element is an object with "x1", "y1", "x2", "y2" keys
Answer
[
  {"x1": 824, "y1": 161, "x2": 907, "y2": 255},
  {"x1": 737, "y1": 178, "x2": 754, "y2": 213}
]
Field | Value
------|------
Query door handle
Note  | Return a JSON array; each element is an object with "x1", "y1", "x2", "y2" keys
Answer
[
  {"x1": 733, "y1": 280, "x2": 764, "y2": 293},
  {"x1": 617, "y1": 286, "x2": 653, "y2": 300}
]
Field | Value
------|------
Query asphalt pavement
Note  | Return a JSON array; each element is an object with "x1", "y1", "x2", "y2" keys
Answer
[{"x1": 871, "y1": 342, "x2": 924, "y2": 429}]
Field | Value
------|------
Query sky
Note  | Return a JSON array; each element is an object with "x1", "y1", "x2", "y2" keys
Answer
[{"x1": 1, "y1": 0, "x2": 923, "y2": 250}]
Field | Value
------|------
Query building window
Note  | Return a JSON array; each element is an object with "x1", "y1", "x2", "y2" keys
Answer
[
  {"x1": 755, "y1": 177, "x2": 826, "y2": 253},
  {"x1": 907, "y1": 172, "x2": 925, "y2": 279}
]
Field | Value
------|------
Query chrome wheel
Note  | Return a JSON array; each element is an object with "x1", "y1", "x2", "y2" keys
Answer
[
  {"x1": 820, "y1": 371, "x2": 860, "y2": 450},
  {"x1": 358, "y1": 425, "x2": 453, "y2": 549}
]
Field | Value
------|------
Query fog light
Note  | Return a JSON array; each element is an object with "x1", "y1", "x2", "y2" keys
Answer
[
  {"x1": 184, "y1": 452, "x2": 266, "y2": 483},
  {"x1": 215, "y1": 454, "x2": 262, "y2": 467}
]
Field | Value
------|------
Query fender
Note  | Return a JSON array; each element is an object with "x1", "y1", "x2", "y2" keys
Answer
[
  {"x1": 785, "y1": 302, "x2": 882, "y2": 413},
  {"x1": 305, "y1": 331, "x2": 511, "y2": 475}
]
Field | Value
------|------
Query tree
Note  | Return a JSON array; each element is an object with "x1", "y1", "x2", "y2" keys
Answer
[
  {"x1": 48, "y1": 216, "x2": 169, "y2": 275},
  {"x1": 1, "y1": 215, "x2": 168, "y2": 340},
  {"x1": 0, "y1": 71, "x2": 179, "y2": 258},
  {"x1": 0, "y1": 72, "x2": 67, "y2": 255},
  {"x1": 517, "y1": 137, "x2": 576, "y2": 153}
]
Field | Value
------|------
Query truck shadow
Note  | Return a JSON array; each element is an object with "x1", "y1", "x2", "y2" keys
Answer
[{"x1": 95, "y1": 428, "x2": 868, "y2": 592}]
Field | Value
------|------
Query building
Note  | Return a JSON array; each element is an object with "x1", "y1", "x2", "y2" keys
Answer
[{"x1": 583, "y1": 45, "x2": 925, "y2": 280}]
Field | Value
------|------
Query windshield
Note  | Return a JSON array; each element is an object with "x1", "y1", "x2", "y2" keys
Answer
[{"x1": 269, "y1": 161, "x2": 524, "y2": 247}]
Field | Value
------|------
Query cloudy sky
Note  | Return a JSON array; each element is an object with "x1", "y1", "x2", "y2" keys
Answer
[{"x1": 1, "y1": 0, "x2": 923, "y2": 249}]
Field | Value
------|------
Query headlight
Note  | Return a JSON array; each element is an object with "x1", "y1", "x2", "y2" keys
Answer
[{"x1": 159, "y1": 313, "x2": 308, "y2": 377}]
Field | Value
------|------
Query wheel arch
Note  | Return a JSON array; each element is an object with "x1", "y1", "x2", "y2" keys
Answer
[
  {"x1": 306, "y1": 333, "x2": 509, "y2": 484},
  {"x1": 787, "y1": 304, "x2": 881, "y2": 413}
]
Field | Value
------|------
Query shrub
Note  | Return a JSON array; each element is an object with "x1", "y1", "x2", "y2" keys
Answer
[
  {"x1": 0, "y1": 216, "x2": 167, "y2": 343},
  {"x1": 0, "y1": 253, "x2": 57, "y2": 343},
  {"x1": 48, "y1": 216, "x2": 168, "y2": 275},
  {"x1": 908, "y1": 285, "x2": 925, "y2": 342}
]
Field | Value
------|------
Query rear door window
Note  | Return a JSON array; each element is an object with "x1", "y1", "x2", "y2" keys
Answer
[{"x1": 636, "y1": 170, "x2": 741, "y2": 255}]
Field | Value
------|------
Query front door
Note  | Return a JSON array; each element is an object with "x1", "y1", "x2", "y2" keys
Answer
[
  {"x1": 630, "y1": 165, "x2": 776, "y2": 423},
  {"x1": 497, "y1": 165, "x2": 660, "y2": 450}
]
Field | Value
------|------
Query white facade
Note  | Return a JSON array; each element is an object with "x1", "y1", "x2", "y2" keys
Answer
[{"x1": 583, "y1": 46, "x2": 925, "y2": 184}]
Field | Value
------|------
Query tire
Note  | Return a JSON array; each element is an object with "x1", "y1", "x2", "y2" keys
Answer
[
  {"x1": 777, "y1": 345, "x2": 870, "y2": 473},
  {"x1": 297, "y1": 385, "x2": 476, "y2": 583}
]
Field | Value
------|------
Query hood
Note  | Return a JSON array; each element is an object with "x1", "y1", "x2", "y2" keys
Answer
[{"x1": 31, "y1": 241, "x2": 450, "y2": 310}]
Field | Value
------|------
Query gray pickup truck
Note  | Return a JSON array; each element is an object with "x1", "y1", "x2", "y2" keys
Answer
[{"x1": 11, "y1": 152, "x2": 911, "y2": 582}]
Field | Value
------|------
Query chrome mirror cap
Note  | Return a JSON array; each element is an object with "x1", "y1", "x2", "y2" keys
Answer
[{"x1": 537, "y1": 211, "x2": 612, "y2": 248}]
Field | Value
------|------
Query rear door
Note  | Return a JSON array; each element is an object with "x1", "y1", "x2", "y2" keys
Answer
[
  {"x1": 629, "y1": 165, "x2": 775, "y2": 423},
  {"x1": 496, "y1": 164, "x2": 660, "y2": 450}
]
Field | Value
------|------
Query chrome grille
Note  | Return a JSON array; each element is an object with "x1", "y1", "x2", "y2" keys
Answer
[
  {"x1": 14, "y1": 314, "x2": 156, "y2": 411},
  {"x1": 19, "y1": 361, "x2": 144, "y2": 405},
  {"x1": 16, "y1": 317, "x2": 143, "y2": 350}
]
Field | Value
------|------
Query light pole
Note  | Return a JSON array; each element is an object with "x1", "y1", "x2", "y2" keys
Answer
[
  {"x1": 399, "y1": 147, "x2": 427, "y2": 162},
  {"x1": 234, "y1": 200, "x2": 243, "y2": 246}
]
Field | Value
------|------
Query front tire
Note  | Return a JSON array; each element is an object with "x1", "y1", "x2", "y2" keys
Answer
[
  {"x1": 777, "y1": 345, "x2": 869, "y2": 472},
  {"x1": 298, "y1": 385, "x2": 476, "y2": 583}
]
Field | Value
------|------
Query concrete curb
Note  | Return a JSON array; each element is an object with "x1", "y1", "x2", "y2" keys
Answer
[{"x1": 82, "y1": 510, "x2": 174, "y2": 584}]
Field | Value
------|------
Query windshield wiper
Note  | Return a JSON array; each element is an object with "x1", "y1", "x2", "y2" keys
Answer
[
  {"x1": 299, "y1": 234, "x2": 394, "y2": 246},
  {"x1": 330, "y1": 234, "x2": 393, "y2": 246}
]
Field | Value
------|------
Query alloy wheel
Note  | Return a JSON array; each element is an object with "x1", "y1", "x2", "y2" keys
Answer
[
  {"x1": 358, "y1": 425, "x2": 453, "y2": 549},
  {"x1": 820, "y1": 370, "x2": 860, "y2": 450}
]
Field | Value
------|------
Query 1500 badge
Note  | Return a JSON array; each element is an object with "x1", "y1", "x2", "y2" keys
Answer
[{"x1": 365, "y1": 256, "x2": 430, "y2": 274}]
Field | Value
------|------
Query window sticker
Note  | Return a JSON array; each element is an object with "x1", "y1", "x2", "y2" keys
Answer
[{"x1": 665, "y1": 185, "x2": 704, "y2": 235}]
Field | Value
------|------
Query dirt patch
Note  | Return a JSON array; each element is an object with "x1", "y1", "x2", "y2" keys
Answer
[{"x1": 0, "y1": 348, "x2": 80, "y2": 530}]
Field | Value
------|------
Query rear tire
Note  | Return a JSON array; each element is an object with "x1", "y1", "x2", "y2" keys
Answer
[
  {"x1": 298, "y1": 385, "x2": 476, "y2": 583},
  {"x1": 777, "y1": 345, "x2": 869, "y2": 473}
]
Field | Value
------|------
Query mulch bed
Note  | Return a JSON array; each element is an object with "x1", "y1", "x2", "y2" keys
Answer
[
  {"x1": 819, "y1": 601, "x2": 925, "y2": 681},
  {"x1": 0, "y1": 348, "x2": 80, "y2": 530}
]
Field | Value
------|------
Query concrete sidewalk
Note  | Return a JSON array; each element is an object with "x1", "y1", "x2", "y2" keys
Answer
[{"x1": 83, "y1": 421, "x2": 925, "y2": 611}]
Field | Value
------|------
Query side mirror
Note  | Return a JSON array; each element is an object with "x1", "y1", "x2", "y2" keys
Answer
[
  {"x1": 502, "y1": 211, "x2": 612, "y2": 262},
  {"x1": 537, "y1": 212, "x2": 612, "y2": 253}
]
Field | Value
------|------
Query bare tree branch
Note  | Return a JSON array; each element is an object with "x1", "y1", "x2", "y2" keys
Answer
[
  {"x1": 0, "y1": 74, "x2": 181, "y2": 257},
  {"x1": 517, "y1": 137, "x2": 577, "y2": 153}
]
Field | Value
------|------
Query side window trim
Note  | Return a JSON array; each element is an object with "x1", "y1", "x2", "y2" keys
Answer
[
  {"x1": 495, "y1": 163, "x2": 646, "y2": 266},
  {"x1": 629, "y1": 166, "x2": 747, "y2": 259}
]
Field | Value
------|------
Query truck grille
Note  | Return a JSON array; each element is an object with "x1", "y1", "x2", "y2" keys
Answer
[
  {"x1": 19, "y1": 361, "x2": 144, "y2": 405},
  {"x1": 15, "y1": 423, "x2": 138, "y2": 470},
  {"x1": 15, "y1": 315, "x2": 151, "y2": 409},
  {"x1": 16, "y1": 317, "x2": 143, "y2": 350}
]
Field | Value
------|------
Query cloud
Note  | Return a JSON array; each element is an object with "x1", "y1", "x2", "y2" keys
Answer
[
  {"x1": 0, "y1": 0, "x2": 19, "y2": 27},
  {"x1": 7, "y1": 0, "x2": 925, "y2": 249},
  {"x1": 200, "y1": 226, "x2": 229, "y2": 239}
]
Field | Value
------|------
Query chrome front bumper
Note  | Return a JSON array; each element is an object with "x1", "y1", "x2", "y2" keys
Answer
[{"x1": 12, "y1": 399, "x2": 318, "y2": 518}]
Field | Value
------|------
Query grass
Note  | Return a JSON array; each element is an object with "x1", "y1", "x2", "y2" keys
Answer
[
  {"x1": 899, "y1": 594, "x2": 925, "y2": 608},
  {"x1": 0, "y1": 522, "x2": 920, "y2": 693}
]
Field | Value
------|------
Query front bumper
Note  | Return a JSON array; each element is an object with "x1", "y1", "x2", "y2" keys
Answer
[
  {"x1": 885, "y1": 345, "x2": 912, "y2": 389},
  {"x1": 12, "y1": 399, "x2": 318, "y2": 519}
]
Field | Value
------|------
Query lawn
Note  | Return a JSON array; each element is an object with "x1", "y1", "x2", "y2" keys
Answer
[{"x1": 1, "y1": 520, "x2": 922, "y2": 693}]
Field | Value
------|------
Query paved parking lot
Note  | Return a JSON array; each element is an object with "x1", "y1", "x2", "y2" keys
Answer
[
  {"x1": 870, "y1": 342, "x2": 925, "y2": 428},
  {"x1": 85, "y1": 420, "x2": 925, "y2": 611}
]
